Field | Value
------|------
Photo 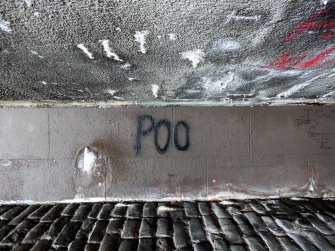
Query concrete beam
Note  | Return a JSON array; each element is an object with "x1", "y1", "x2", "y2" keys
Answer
[{"x1": 0, "y1": 106, "x2": 334, "y2": 202}]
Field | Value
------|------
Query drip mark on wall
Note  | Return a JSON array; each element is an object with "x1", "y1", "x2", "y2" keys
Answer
[
  {"x1": 99, "y1": 39, "x2": 123, "y2": 62},
  {"x1": 152, "y1": 84, "x2": 160, "y2": 98},
  {"x1": 0, "y1": 19, "x2": 12, "y2": 33},
  {"x1": 181, "y1": 49, "x2": 205, "y2": 68},
  {"x1": 134, "y1": 30, "x2": 149, "y2": 54},
  {"x1": 77, "y1": 147, "x2": 97, "y2": 174},
  {"x1": 77, "y1": 44, "x2": 94, "y2": 59}
]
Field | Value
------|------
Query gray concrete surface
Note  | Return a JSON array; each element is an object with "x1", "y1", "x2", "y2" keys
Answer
[
  {"x1": 0, "y1": 105, "x2": 335, "y2": 201},
  {"x1": 1, "y1": 1, "x2": 335, "y2": 105}
]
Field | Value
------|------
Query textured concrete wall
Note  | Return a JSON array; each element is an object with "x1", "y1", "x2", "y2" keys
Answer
[
  {"x1": 0, "y1": 105, "x2": 335, "y2": 202},
  {"x1": 1, "y1": 1, "x2": 335, "y2": 104}
]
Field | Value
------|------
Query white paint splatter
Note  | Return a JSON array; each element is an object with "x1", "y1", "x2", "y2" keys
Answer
[
  {"x1": 225, "y1": 10, "x2": 261, "y2": 24},
  {"x1": 157, "y1": 206, "x2": 180, "y2": 212},
  {"x1": 82, "y1": 147, "x2": 97, "y2": 174},
  {"x1": 105, "y1": 89, "x2": 117, "y2": 96},
  {"x1": 322, "y1": 90, "x2": 335, "y2": 98},
  {"x1": 134, "y1": 30, "x2": 149, "y2": 54},
  {"x1": 251, "y1": 2, "x2": 284, "y2": 46},
  {"x1": 112, "y1": 96, "x2": 124, "y2": 100},
  {"x1": 105, "y1": 89, "x2": 123, "y2": 100},
  {"x1": 308, "y1": 177, "x2": 316, "y2": 193},
  {"x1": 327, "y1": 71, "x2": 335, "y2": 78},
  {"x1": 181, "y1": 49, "x2": 205, "y2": 68},
  {"x1": 321, "y1": 0, "x2": 329, "y2": 5},
  {"x1": 31, "y1": 50, "x2": 44, "y2": 59},
  {"x1": 169, "y1": 33, "x2": 177, "y2": 40},
  {"x1": 77, "y1": 44, "x2": 94, "y2": 59},
  {"x1": 214, "y1": 40, "x2": 241, "y2": 51},
  {"x1": 99, "y1": 39, "x2": 123, "y2": 62},
  {"x1": 24, "y1": 0, "x2": 32, "y2": 7},
  {"x1": 157, "y1": 35, "x2": 162, "y2": 39},
  {"x1": 152, "y1": 84, "x2": 160, "y2": 98},
  {"x1": 202, "y1": 73, "x2": 234, "y2": 93},
  {"x1": 0, "y1": 19, "x2": 12, "y2": 33},
  {"x1": 41, "y1": 81, "x2": 47, "y2": 85},
  {"x1": 128, "y1": 77, "x2": 140, "y2": 81},
  {"x1": 2, "y1": 160, "x2": 12, "y2": 168},
  {"x1": 276, "y1": 73, "x2": 327, "y2": 98},
  {"x1": 115, "y1": 27, "x2": 121, "y2": 31},
  {"x1": 33, "y1": 12, "x2": 40, "y2": 17},
  {"x1": 121, "y1": 63, "x2": 131, "y2": 70}
]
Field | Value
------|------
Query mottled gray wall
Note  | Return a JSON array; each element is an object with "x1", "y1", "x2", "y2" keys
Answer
[
  {"x1": 0, "y1": 105, "x2": 334, "y2": 202},
  {"x1": 1, "y1": 0, "x2": 335, "y2": 104}
]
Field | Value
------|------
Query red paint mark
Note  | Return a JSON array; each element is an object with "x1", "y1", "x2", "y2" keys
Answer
[
  {"x1": 298, "y1": 47, "x2": 335, "y2": 68},
  {"x1": 291, "y1": 51, "x2": 310, "y2": 67},
  {"x1": 283, "y1": 5, "x2": 335, "y2": 41},
  {"x1": 320, "y1": 31, "x2": 334, "y2": 41},
  {"x1": 268, "y1": 48, "x2": 335, "y2": 69},
  {"x1": 267, "y1": 52, "x2": 298, "y2": 69}
]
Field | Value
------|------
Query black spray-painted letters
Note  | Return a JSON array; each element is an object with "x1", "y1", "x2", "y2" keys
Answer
[{"x1": 134, "y1": 114, "x2": 190, "y2": 154}]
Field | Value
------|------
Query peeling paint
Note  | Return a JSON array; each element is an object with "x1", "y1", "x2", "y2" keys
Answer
[
  {"x1": 77, "y1": 44, "x2": 94, "y2": 59},
  {"x1": 181, "y1": 49, "x2": 205, "y2": 68},
  {"x1": 99, "y1": 39, "x2": 123, "y2": 62},
  {"x1": 134, "y1": 30, "x2": 149, "y2": 54},
  {"x1": 0, "y1": 19, "x2": 12, "y2": 33}
]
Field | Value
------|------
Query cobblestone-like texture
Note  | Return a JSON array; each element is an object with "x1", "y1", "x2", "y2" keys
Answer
[{"x1": 0, "y1": 199, "x2": 334, "y2": 250}]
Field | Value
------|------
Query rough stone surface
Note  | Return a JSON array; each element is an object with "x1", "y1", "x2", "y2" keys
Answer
[
  {"x1": 0, "y1": 199, "x2": 333, "y2": 250},
  {"x1": 1, "y1": 1, "x2": 335, "y2": 105}
]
